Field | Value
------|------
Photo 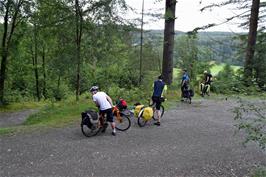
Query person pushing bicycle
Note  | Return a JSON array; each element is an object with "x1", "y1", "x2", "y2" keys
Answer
[
  {"x1": 152, "y1": 75, "x2": 166, "y2": 126},
  {"x1": 90, "y1": 86, "x2": 116, "y2": 136},
  {"x1": 181, "y1": 69, "x2": 190, "y2": 101},
  {"x1": 200, "y1": 70, "x2": 212, "y2": 96}
]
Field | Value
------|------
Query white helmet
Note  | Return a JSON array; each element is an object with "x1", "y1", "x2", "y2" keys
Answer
[{"x1": 89, "y1": 86, "x2": 99, "y2": 92}]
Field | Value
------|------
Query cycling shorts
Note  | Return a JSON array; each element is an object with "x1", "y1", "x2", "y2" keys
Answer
[
  {"x1": 99, "y1": 108, "x2": 114, "y2": 122},
  {"x1": 152, "y1": 96, "x2": 162, "y2": 110}
]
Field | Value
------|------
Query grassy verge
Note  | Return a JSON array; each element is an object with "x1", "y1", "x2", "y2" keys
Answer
[
  {"x1": 0, "y1": 101, "x2": 46, "y2": 112},
  {"x1": 210, "y1": 63, "x2": 241, "y2": 76},
  {"x1": 251, "y1": 167, "x2": 266, "y2": 177},
  {"x1": 0, "y1": 96, "x2": 95, "y2": 136}
]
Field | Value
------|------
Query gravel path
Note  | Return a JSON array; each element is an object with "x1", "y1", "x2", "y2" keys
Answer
[
  {"x1": 0, "y1": 109, "x2": 38, "y2": 128},
  {"x1": 0, "y1": 100, "x2": 265, "y2": 177}
]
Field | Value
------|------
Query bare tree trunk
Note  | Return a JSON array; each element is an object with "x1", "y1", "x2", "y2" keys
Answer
[
  {"x1": 33, "y1": 23, "x2": 40, "y2": 101},
  {"x1": 139, "y1": 0, "x2": 144, "y2": 85},
  {"x1": 42, "y1": 46, "x2": 47, "y2": 99},
  {"x1": 0, "y1": 1, "x2": 10, "y2": 104},
  {"x1": 162, "y1": 0, "x2": 176, "y2": 85},
  {"x1": 75, "y1": 0, "x2": 83, "y2": 101},
  {"x1": 244, "y1": 0, "x2": 260, "y2": 85},
  {"x1": 0, "y1": 0, "x2": 22, "y2": 104},
  {"x1": 57, "y1": 75, "x2": 61, "y2": 91}
]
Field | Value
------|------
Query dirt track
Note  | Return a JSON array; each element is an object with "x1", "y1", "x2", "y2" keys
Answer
[
  {"x1": 0, "y1": 109, "x2": 37, "y2": 128},
  {"x1": 0, "y1": 99, "x2": 265, "y2": 177}
]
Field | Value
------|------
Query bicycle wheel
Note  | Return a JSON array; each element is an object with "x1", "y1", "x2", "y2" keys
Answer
[
  {"x1": 202, "y1": 85, "x2": 208, "y2": 97},
  {"x1": 137, "y1": 110, "x2": 148, "y2": 127},
  {"x1": 152, "y1": 105, "x2": 165, "y2": 120},
  {"x1": 114, "y1": 114, "x2": 131, "y2": 131},
  {"x1": 81, "y1": 121, "x2": 101, "y2": 137},
  {"x1": 188, "y1": 97, "x2": 192, "y2": 104}
]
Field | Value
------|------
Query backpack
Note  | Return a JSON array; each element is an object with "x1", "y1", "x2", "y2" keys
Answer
[
  {"x1": 117, "y1": 98, "x2": 127, "y2": 110},
  {"x1": 81, "y1": 110, "x2": 98, "y2": 128},
  {"x1": 142, "y1": 107, "x2": 153, "y2": 121},
  {"x1": 134, "y1": 105, "x2": 144, "y2": 117}
]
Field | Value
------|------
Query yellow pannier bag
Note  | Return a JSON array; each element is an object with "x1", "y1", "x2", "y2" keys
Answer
[
  {"x1": 142, "y1": 107, "x2": 153, "y2": 121},
  {"x1": 134, "y1": 105, "x2": 144, "y2": 117}
]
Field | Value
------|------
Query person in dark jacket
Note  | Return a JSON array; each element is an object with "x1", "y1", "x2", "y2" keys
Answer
[{"x1": 152, "y1": 75, "x2": 166, "y2": 126}]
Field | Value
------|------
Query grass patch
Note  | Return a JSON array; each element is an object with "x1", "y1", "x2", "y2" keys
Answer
[
  {"x1": 24, "y1": 99, "x2": 95, "y2": 126},
  {"x1": 0, "y1": 101, "x2": 46, "y2": 112},
  {"x1": 173, "y1": 68, "x2": 181, "y2": 78},
  {"x1": 0, "y1": 96, "x2": 96, "y2": 136},
  {"x1": 0, "y1": 127, "x2": 16, "y2": 135},
  {"x1": 211, "y1": 63, "x2": 241, "y2": 76},
  {"x1": 251, "y1": 167, "x2": 266, "y2": 177}
]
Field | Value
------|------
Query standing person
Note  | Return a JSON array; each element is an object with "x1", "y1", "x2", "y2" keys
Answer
[
  {"x1": 181, "y1": 69, "x2": 190, "y2": 101},
  {"x1": 201, "y1": 70, "x2": 212, "y2": 96},
  {"x1": 152, "y1": 75, "x2": 166, "y2": 126},
  {"x1": 90, "y1": 86, "x2": 116, "y2": 136}
]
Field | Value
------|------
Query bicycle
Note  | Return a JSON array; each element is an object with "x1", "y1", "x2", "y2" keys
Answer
[
  {"x1": 200, "y1": 83, "x2": 210, "y2": 97},
  {"x1": 81, "y1": 106, "x2": 131, "y2": 137},
  {"x1": 137, "y1": 97, "x2": 165, "y2": 127},
  {"x1": 181, "y1": 88, "x2": 193, "y2": 104}
]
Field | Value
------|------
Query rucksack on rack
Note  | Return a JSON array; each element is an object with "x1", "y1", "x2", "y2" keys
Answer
[{"x1": 142, "y1": 107, "x2": 153, "y2": 121}]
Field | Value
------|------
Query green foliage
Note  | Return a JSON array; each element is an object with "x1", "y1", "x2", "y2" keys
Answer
[
  {"x1": 212, "y1": 64, "x2": 263, "y2": 95},
  {"x1": 254, "y1": 31, "x2": 266, "y2": 89},
  {"x1": 1, "y1": 0, "x2": 265, "y2": 104},
  {"x1": 252, "y1": 167, "x2": 266, "y2": 177},
  {"x1": 212, "y1": 64, "x2": 240, "y2": 94},
  {"x1": 0, "y1": 101, "x2": 45, "y2": 112},
  {"x1": 107, "y1": 86, "x2": 149, "y2": 103},
  {"x1": 233, "y1": 99, "x2": 266, "y2": 150},
  {"x1": 210, "y1": 63, "x2": 240, "y2": 76},
  {"x1": 24, "y1": 98, "x2": 93, "y2": 126},
  {"x1": 0, "y1": 127, "x2": 16, "y2": 135},
  {"x1": 175, "y1": 33, "x2": 199, "y2": 81}
]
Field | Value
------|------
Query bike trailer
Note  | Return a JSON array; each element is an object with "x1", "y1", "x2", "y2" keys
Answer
[
  {"x1": 134, "y1": 105, "x2": 144, "y2": 117},
  {"x1": 142, "y1": 107, "x2": 153, "y2": 121}
]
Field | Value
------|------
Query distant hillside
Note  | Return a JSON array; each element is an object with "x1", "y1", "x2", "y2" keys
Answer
[{"x1": 133, "y1": 30, "x2": 244, "y2": 66}]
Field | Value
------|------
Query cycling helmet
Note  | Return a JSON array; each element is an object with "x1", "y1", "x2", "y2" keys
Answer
[
  {"x1": 90, "y1": 86, "x2": 99, "y2": 92},
  {"x1": 204, "y1": 70, "x2": 208, "y2": 74},
  {"x1": 158, "y1": 75, "x2": 164, "y2": 80}
]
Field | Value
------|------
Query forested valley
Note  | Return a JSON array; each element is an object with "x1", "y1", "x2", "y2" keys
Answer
[
  {"x1": 0, "y1": 0, "x2": 265, "y2": 105},
  {"x1": 1, "y1": 1, "x2": 266, "y2": 176}
]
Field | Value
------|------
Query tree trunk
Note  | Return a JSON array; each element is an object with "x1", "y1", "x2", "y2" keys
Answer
[
  {"x1": 42, "y1": 46, "x2": 47, "y2": 99},
  {"x1": 0, "y1": 1, "x2": 9, "y2": 104},
  {"x1": 75, "y1": 0, "x2": 83, "y2": 101},
  {"x1": 139, "y1": 0, "x2": 144, "y2": 85},
  {"x1": 0, "y1": 0, "x2": 21, "y2": 104},
  {"x1": 33, "y1": 23, "x2": 40, "y2": 101},
  {"x1": 57, "y1": 75, "x2": 61, "y2": 91},
  {"x1": 244, "y1": 0, "x2": 260, "y2": 85},
  {"x1": 0, "y1": 53, "x2": 8, "y2": 105},
  {"x1": 162, "y1": 0, "x2": 176, "y2": 85}
]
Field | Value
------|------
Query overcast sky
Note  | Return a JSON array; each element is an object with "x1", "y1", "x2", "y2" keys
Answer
[{"x1": 124, "y1": 0, "x2": 264, "y2": 32}]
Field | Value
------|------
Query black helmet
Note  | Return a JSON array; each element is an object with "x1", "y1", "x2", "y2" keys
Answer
[
  {"x1": 90, "y1": 86, "x2": 99, "y2": 92},
  {"x1": 158, "y1": 75, "x2": 163, "y2": 80}
]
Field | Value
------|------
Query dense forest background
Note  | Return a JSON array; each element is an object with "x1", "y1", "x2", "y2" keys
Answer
[{"x1": 0, "y1": 0, "x2": 265, "y2": 104}]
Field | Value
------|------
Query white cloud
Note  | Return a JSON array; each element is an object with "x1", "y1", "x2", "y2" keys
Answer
[{"x1": 125, "y1": 0, "x2": 252, "y2": 32}]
